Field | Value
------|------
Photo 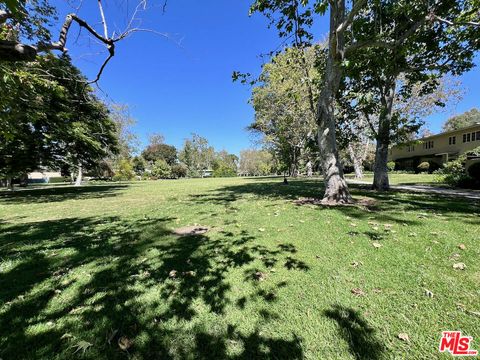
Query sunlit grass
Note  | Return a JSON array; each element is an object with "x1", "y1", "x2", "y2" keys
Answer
[
  {"x1": 0, "y1": 177, "x2": 478, "y2": 359},
  {"x1": 345, "y1": 172, "x2": 442, "y2": 185}
]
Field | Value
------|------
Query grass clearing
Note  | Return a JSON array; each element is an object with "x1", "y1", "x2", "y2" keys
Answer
[
  {"x1": 0, "y1": 177, "x2": 478, "y2": 359},
  {"x1": 345, "y1": 172, "x2": 442, "y2": 185}
]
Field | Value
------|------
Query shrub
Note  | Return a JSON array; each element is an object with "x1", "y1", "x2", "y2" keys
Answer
[
  {"x1": 171, "y1": 163, "x2": 188, "y2": 178},
  {"x1": 440, "y1": 158, "x2": 470, "y2": 187},
  {"x1": 151, "y1": 159, "x2": 172, "y2": 179},
  {"x1": 427, "y1": 161, "x2": 440, "y2": 173},
  {"x1": 417, "y1": 162, "x2": 430, "y2": 173},
  {"x1": 467, "y1": 162, "x2": 480, "y2": 181},
  {"x1": 387, "y1": 161, "x2": 396, "y2": 172},
  {"x1": 213, "y1": 163, "x2": 237, "y2": 177},
  {"x1": 113, "y1": 159, "x2": 135, "y2": 181}
]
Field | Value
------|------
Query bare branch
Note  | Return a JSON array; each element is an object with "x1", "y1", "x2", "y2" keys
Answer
[
  {"x1": 88, "y1": 44, "x2": 114, "y2": 84},
  {"x1": 432, "y1": 14, "x2": 480, "y2": 27},
  {"x1": 97, "y1": 0, "x2": 109, "y2": 38},
  {"x1": 2, "y1": 0, "x2": 162, "y2": 83}
]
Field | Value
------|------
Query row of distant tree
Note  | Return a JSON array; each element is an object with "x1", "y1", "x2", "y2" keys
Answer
[{"x1": 104, "y1": 130, "x2": 277, "y2": 181}]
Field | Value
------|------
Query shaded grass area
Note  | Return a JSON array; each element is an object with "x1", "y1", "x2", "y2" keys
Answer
[{"x1": 0, "y1": 178, "x2": 478, "y2": 359}]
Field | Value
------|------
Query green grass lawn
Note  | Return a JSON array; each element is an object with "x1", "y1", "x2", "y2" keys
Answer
[
  {"x1": 0, "y1": 178, "x2": 478, "y2": 359},
  {"x1": 345, "y1": 172, "x2": 442, "y2": 185}
]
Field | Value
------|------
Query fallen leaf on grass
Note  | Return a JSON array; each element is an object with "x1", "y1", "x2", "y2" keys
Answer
[
  {"x1": 467, "y1": 310, "x2": 480, "y2": 317},
  {"x1": 372, "y1": 242, "x2": 382, "y2": 248},
  {"x1": 169, "y1": 270, "x2": 177, "y2": 278},
  {"x1": 424, "y1": 289, "x2": 434, "y2": 298},
  {"x1": 397, "y1": 333, "x2": 410, "y2": 342},
  {"x1": 351, "y1": 288, "x2": 365, "y2": 296},
  {"x1": 72, "y1": 340, "x2": 92, "y2": 354},
  {"x1": 118, "y1": 336, "x2": 133, "y2": 351},
  {"x1": 351, "y1": 261, "x2": 361, "y2": 268},
  {"x1": 458, "y1": 244, "x2": 466, "y2": 250},
  {"x1": 453, "y1": 263, "x2": 466, "y2": 270},
  {"x1": 254, "y1": 271, "x2": 267, "y2": 281},
  {"x1": 258, "y1": 228, "x2": 266, "y2": 232},
  {"x1": 449, "y1": 253, "x2": 461, "y2": 261},
  {"x1": 349, "y1": 223, "x2": 357, "y2": 227},
  {"x1": 408, "y1": 232, "x2": 417, "y2": 237}
]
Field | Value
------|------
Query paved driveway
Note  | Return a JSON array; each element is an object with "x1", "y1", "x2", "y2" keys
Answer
[{"x1": 347, "y1": 180, "x2": 480, "y2": 201}]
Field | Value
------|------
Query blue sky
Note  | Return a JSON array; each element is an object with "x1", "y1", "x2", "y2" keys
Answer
[{"x1": 55, "y1": 0, "x2": 479, "y2": 155}]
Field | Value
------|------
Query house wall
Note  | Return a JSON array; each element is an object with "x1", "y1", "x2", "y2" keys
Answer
[
  {"x1": 28, "y1": 171, "x2": 63, "y2": 183},
  {"x1": 390, "y1": 124, "x2": 480, "y2": 163}
]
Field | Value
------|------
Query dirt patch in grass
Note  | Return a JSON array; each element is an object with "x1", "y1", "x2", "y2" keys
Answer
[
  {"x1": 173, "y1": 225, "x2": 209, "y2": 236},
  {"x1": 293, "y1": 196, "x2": 377, "y2": 209}
]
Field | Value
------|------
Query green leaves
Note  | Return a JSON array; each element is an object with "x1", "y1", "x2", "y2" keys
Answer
[{"x1": 0, "y1": 54, "x2": 118, "y2": 180}]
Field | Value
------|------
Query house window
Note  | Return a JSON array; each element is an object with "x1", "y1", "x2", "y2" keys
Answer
[
  {"x1": 472, "y1": 132, "x2": 476, "y2": 141},
  {"x1": 467, "y1": 133, "x2": 471, "y2": 142},
  {"x1": 449, "y1": 136, "x2": 456, "y2": 145},
  {"x1": 464, "y1": 134, "x2": 467, "y2": 142},
  {"x1": 424, "y1": 140, "x2": 434, "y2": 149},
  {"x1": 477, "y1": 131, "x2": 480, "y2": 141}
]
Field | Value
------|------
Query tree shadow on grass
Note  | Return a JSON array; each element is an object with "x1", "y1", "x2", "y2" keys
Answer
[
  {"x1": 324, "y1": 304, "x2": 384, "y2": 360},
  {"x1": 0, "y1": 214, "x2": 306, "y2": 359},
  {"x1": 0, "y1": 184, "x2": 129, "y2": 204},
  {"x1": 189, "y1": 178, "x2": 479, "y2": 225}
]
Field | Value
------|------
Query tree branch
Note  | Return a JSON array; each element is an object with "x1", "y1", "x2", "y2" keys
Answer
[
  {"x1": 336, "y1": 0, "x2": 367, "y2": 34},
  {"x1": 0, "y1": 9, "x2": 12, "y2": 24},
  {"x1": 433, "y1": 14, "x2": 480, "y2": 27},
  {"x1": 346, "y1": 14, "x2": 429, "y2": 54},
  {"x1": 97, "y1": 0, "x2": 109, "y2": 38}
]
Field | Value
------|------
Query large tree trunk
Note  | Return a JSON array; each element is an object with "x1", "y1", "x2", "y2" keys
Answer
[
  {"x1": 316, "y1": 0, "x2": 352, "y2": 204},
  {"x1": 348, "y1": 144, "x2": 364, "y2": 179},
  {"x1": 74, "y1": 164, "x2": 83, "y2": 186},
  {"x1": 372, "y1": 83, "x2": 396, "y2": 191},
  {"x1": 6, "y1": 176, "x2": 14, "y2": 191}
]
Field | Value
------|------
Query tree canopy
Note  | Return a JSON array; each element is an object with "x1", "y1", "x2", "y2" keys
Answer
[
  {"x1": 443, "y1": 108, "x2": 480, "y2": 132},
  {"x1": 0, "y1": 53, "x2": 118, "y2": 187}
]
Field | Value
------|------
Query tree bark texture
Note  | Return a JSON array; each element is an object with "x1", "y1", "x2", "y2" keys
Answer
[
  {"x1": 316, "y1": 0, "x2": 353, "y2": 204},
  {"x1": 74, "y1": 164, "x2": 83, "y2": 186},
  {"x1": 372, "y1": 82, "x2": 396, "y2": 191}
]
